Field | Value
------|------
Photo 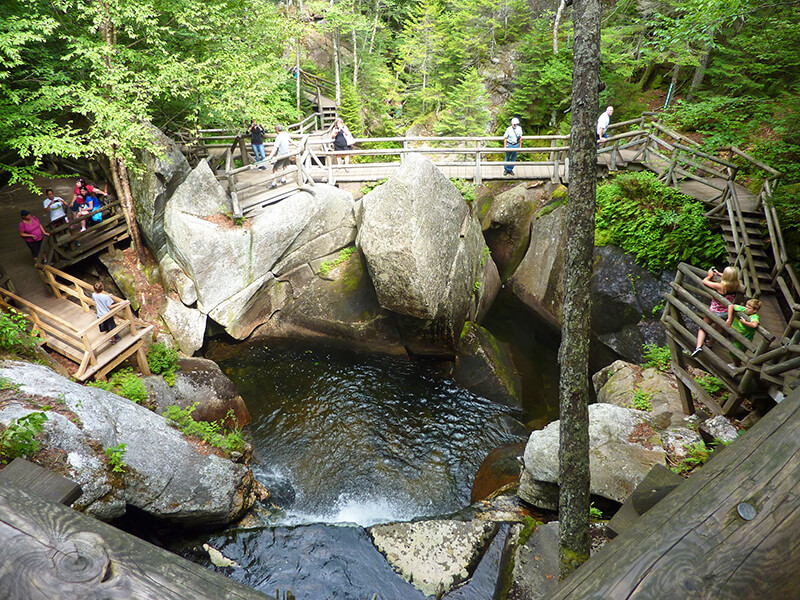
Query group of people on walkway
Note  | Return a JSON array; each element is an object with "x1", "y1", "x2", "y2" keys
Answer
[
  {"x1": 19, "y1": 178, "x2": 110, "y2": 262},
  {"x1": 691, "y1": 266, "x2": 762, "y2": 368},
  {"x1": 247, "y1": 121, "x2": 296, "y2": 187}
]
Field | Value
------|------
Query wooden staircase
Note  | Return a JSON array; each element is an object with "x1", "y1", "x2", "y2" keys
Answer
[{"x1": 711, "y1": 210, "x2": 775, "y2": 294}]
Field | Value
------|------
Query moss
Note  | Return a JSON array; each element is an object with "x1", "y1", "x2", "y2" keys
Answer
[
  {"x1": 534, "y1": 199, "x2": 566, "y2": 221},
  {"x1": 559, "y1": 547, "x2": 588, "y2": 579},
  {"x1": 551, "y1": 184, "x2": 568, "y2": 200},
  {"x1": 319, "y1": 246, "x2": 357, "y2": 277}
]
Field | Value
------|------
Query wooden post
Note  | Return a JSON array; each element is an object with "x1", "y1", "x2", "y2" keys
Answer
[
  {"x1": 239, "y1": 136, "x2": 250, "y2": 166},
  {"x1": 136, "y1": 344, "x2": 151, "y2": 376}
]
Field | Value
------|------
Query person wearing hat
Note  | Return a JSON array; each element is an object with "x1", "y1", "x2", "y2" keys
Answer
[
  {"x1": 18, "y1": 210, "x2": 50, "y2": 262},
  {"x1": 503, "y1": 117, "x2": 523, "y2": 176}
]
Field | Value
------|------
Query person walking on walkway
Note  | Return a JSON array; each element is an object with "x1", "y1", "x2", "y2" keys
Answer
[
  {"x1": 327, "y1": 118, "x2": 355, "y2": 166},
  {"x1": 18, "y1": 210, "x2": 50, "y2": 262},
  {"x1": 267, "y1": 124, "x2": 294, "y2": 188},
  {"x1": 248, "y1": 119, "x2": 266, "y2": 163},
  {"x1": 503, "y1": 117, "x2": 523, "y2": 176},
  {"x1": 691, "y1": 266, "x2": 741, "y2": 357},
  {"x1": 597, "y1": 106, "x2": 614, "y2": 144}
]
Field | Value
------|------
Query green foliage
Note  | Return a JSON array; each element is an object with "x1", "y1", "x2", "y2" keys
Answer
[
  {"x1": 696, "y1": 373, "x2": 726, "y2": 397},
  {"x1": 589, "y1": 503, "x2": 603, "y2": 520},
  {"x1": 105, "y1": 443, "x2": 127, "y2": 473},
  {"x1": 163, "y1": 404, "x2": 244, "y2": 453},
  {"x1": 672, "y1": 441, "x2": 711, "y2": 475},
  {"x1": 219, "y1": 206, "x2": 246, "y2": 227},
  {"x1": 147, "y1": 342, "x2": 179, "y2": 386},
  {"x1": 651, "y1": 300, "x2": 665, "y2": 318},
  {"x1": 360, "y1": 178, "x2": 388, "y2": 196},
  {"x1": 88, "y1": 368, "x2": 148, "y2": 404},
  {"x1": 0, "y1": 412, "x2": 48, "y2": 464},
  {"x1": 434, "y1": 69, "x2": 490, "y2": 136},
  {"x1": 0, "y1": 309, "x2": 38, "y2": 356},
  {"x1": 451, "y1": 178, "x2": 476, "y2": 204},
  {"x1": 319, "y1": 246, "x2": 357, "y2": 276},
  {"x1": 0, "y1": 377, "x2": 19, "y2": 391},
  {"x1": 595, "y1": 172, "x2": 726, "y2": 272},
  {"x1": 631, "y1": 387, "x2": 653, "y2": 411},
  {"x1": 642, "y1": 344, "x2": 671, "y2": 371}
]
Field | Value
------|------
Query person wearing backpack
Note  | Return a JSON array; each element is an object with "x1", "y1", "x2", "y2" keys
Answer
[{"x1": 503, "y1": 117, "x2": 523, "y2": 176}]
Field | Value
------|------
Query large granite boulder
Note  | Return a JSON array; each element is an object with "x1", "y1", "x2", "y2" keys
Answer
[
  {"x1": 145, "y1": 357, "x2": 251, "y2": 427},
  {"x1": 506, "y1": 202, "x2": 671, "y2": 363},
  {"x1": 356, "y1": 154, "x2": 499, "y2": 355},
  {"x1": 518, "y1": 403, "x2": 666, "y2": 510},
  {"x1": 593, "y1": 360, "x2": 685, "y2": 430},
  {"x1": 369, "y1": 518, "x2": 498, "y2": 596},
  {"x1": 454, "y1": 321, "x2": 522, "y2": 409},
  {"x1": 0, "y1": 361, "x2": 256, "y2": 527},
  {"x1": 159, "y1": 297, "x2": 207, "y2": 355},
  {"x1": 129, "y1": 125, "x2": 192, "y2": 258}
]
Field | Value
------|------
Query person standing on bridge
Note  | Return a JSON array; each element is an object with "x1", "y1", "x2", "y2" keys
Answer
[
  {"x1": 18, "y1": 210, "x2": 50, "y2": 262},
  {"x1": 92, "y1": 281, "x2": 121, "y2": 344},
  {"x1": 327, "y1": 117, "x2": 355, "y2": 167},
  {"x1": 597, "y1": 106, "x2": 614, "y2": 144},
  {"x1": 691, "y1": 266, "x2": 741, "y2": 358},
  {"x1": 268, "y1": 124, "x2": 294, "y2": 188},
  {"x1": 503, "y1": 117, "x2": 523, "y2": 176},
  {"x1": 247, "y1": 119, "x2": 266, "y2": 163},
  {"x1": 43, "y1": 189, "x2": 68, "y2": 231}
]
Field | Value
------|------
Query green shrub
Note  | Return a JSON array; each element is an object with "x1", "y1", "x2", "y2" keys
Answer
[
  {"x1": 163, "y1": 404, "x2": 244, "y2": 453},
  {"x1": 147, "y1": 342, "x2": 179, "y2": 386},
  {"x1": 696, "y1": 373, "x2": 726, "y2": 398},
  {"x1": 589, "y1": 503, "x2": 604, "y2": 520},
  {"x1": 631, "y1": 387, "x2": 653, "y2": 411},
  {"x1": 0, "y1": 412, "x2": 48, "y2": 463},
  {"x1": 595, "y1": 171, "x2": 726, "y2": 272},
  {"x1": 642, "y1": 344, "x2": 671, "y2": 371},
  {"x1": 450, "y1": 178, "x2": 476, "y2": 205},
  {"x1": 89, "y1": 368, "x2": 148, "y2": 404},
  {"x1": 672, "y1": 441, "x2": 711, "y2": 475},
  {"x1": 0, "y1": 309, "x2": 38, "y2": 356},
  {"x1": 105, "y1": 443, "x2": 127, "y2": 473}
]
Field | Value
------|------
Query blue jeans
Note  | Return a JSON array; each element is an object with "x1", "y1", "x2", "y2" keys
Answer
[
  {"x1": 504, "y1": 142, "x2": 519, "y2": 174},
  {"x1": 252, "y1": 143, "x2": 266, "y2": 162}
]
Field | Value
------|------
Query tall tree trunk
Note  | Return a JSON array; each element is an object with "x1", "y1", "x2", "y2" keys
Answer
[
  {"x1": 553, "y1": 0, "x2": 566, "y2": 54},
  {"x1": 368, "y1": 0, "x2": 381, "y2": 53},
  {"x1": 333, "y1": 29, "x2": 342, "y2": 104},
  {"x1": 687, "y1": 44, "x2": 712, "y2": 102},
  {"x1": 558, "y1": 0, "x2": 600, "y2": 580},
  {"x1": 352, "y1": 29, "x2": 358, "y2": 88},
  {"x1": 109, "y1": 152, "x2": 146, "y2": 264}
]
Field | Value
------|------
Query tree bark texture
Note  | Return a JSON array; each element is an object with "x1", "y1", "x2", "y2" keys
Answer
[
  {"x1": 687, "y1": 44, "x2": 712, "y2": 101},
  {"x1": 557, "y1": 0, "x2": 600, "y2": 580},
  {"x1": 109, "y1": 152, "x2": 147, "y2": 264}
]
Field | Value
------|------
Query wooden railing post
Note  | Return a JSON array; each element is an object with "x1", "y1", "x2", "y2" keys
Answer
[{"x1": 238, "y1": 136, "x2": 250, "y2": 166}]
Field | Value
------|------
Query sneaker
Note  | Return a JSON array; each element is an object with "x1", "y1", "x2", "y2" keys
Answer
[
  {"x1": 690, "y1": 347, "x2": 702, "y2": 358},
  {"x1": 269, "y1": 181, "x2": 278, "y2": 189},
  {"x1": 727, "y1": 363, "x2": 736, "y2": 369},
  {"x1": 258, "y1": 166, "x2": 266, "y2": 171},
  {"x1": 503, "y1": 171, "x2": 511, "y2": 176},
  {"x1": 280, "y1": 177, "x2": 287, "y2": 184}
]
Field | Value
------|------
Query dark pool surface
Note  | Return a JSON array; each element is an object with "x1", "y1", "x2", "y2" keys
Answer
[{"x1": 219, "y1": 344, "x2": 529, "y2": 526}]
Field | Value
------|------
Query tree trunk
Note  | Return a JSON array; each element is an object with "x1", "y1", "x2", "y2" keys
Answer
[
  {"x1": 109, "y1": 152, "x2": 146, "y2": 264},
  {"x1": 333, "y1": 29, "x2": 342, "y2": 105},
  {"x1": 558, "y1": 0, "x2": 600, "y2": 580},
  {"x1": 352, "y1": 29, "x2": 358, "y2": 88},
  {"x1": 553, "y1": 0, "x2": 566, "y2": 54},
  {"x1": 687, "y1": 44, "x2": 712, "y2": 101}
]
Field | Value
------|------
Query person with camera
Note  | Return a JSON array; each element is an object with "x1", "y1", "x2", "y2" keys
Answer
[
  {"x1": 43, "y1": 188, "x2": 69, "y2": 231},
  {"x1": 247, "y1": 119, "x2": 266, "y2": 163}
]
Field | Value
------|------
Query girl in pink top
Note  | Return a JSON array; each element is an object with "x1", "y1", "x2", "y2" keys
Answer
[{"x1": 691, "y1": 266, "x2": 740, "y2": 357}]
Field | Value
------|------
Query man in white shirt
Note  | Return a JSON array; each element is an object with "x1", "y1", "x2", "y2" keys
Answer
[
  {"x1": 503, "y1": 117, "x2": 523, "y2": 176},
  {"x1": 267, "y1": 124, "x2": 294, "y2": 188},
  {"x1": 43, "y1": 189, "x2": 68, "y2": 229},
  {"x1": 597, "y1": 106, "x2": 614, "y2": 143}
]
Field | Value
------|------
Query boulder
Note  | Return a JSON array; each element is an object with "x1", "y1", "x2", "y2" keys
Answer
[
  {"x1": 501, "y1": 521, "x2": 560, "y2": 600},
  {"x1": 506, "y1": 202, "x2": 671, "y2": 363},
  {"x1": 159, "y1": 297, "x2": 207, "y2": 355},
  {"x1": 699, "y1": 415, "x2": 739, "y2": 444},
  {"x1": 356, "y1": 154, "x2": 499, "y2": 355},
  {"x1": 471, "y1": 442, "x2": 525, "y2": 502},
  {"x1": 454, "y1": 321, "x2": 522, "y2": 409},
  {"x1": 479, "y1": 182, "x2": 553, "y2": 281},
  {"x1": 0, "y1": 361, "x2": 256, "y2": 527},
  {"x1": 145, "y1": 357, "x2": 250, "y2": 427},
  {"x1": 159, "y1": 254, "x2": 197, "y2": 306},
  {"x1": 368, "y1": 518, "x2": 497, "y2": 596},
  {"x1": 129, "y1": 124, "x2": 192, "y2": 258},
  {"x1": 99, "y1": 249, "x2": 141, "y2": 311},
  {"x1": 593, "y1": 360, "x2": 685, "y2": 430},
  {"x1": 518, "y1": 403, "x2": 666, "y2": 510},
  {"x1": 661, "y1": 427, "x2": 703, "y2": 462}
]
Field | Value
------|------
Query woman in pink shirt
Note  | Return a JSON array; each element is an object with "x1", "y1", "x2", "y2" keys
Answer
[{"x1": 18, "y1": 210, "x2": 50, "y2": 262}]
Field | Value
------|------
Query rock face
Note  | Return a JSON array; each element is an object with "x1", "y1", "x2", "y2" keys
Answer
[
  {"x1": 502, "y1": 521, "x2": 560, "y2": 600},
  {"x1": 518, "y1": 403, "x2": 666, "y2": 510},
  {"x1": 145, "y1": 357, "x2": 250, "y2": 427},
  {"x1": 356, "y1": 154, "x2": 499, "y2": 355},
  {"x1": 593, "y1": 360, "x2": 685, "y2": 430},
  {"x1": 507, "y1": 202, "x2": 671, "y2": 363},
  {"x1": 369, "y1": 518, "x2": 497, "y2": 596},
  {"x1": 470, "y1": 442, "x2": 525, "y2": 502},
  {"x1": 454, "y1": 321, "x2": 522, "y2": 409},
  {"x1": 0, "y1": 361, "x2": 256, "y2": 526},
  {"x1": 129, "y1": 125, "x2": 192, "y2": 258},
  {"x1": 159, "y1": 297, "x2": 206, "y2": 355}
]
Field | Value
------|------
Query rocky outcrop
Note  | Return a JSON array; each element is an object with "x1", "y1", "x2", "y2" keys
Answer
[
  {"x1": 518, "y1": 403, "x2": 666, "y2": 510},
  {"x1": 145, "y1": 357, "x2": 250, "y2": 427},
  {"x1": 369, "y1": 518, "x2": 498, "y2": 596},
  {"x1": 159, "y1": 297, "x2": 206, "y2": 355},
  {"x1": 471, "y1": 442, "x2": 525, "y2": 502},
  {"x1": 506, "y1": 202, "x2": 671, "y2": 363},
  {"x1": 0, "y1": 361, "x2": 256, "y2": 527},
  {"x1": 454, "y1": 321, "x2": 522, "y2": 409},
  {"x1": 356, "y1": 155, "x2": 499, "y2": 355},
  {"x1": 699, "y1": 415, "x2": 739, "y2": 444},
  {"x1": 129, "y1": 125, "x2": 192, "y2": 258},
  {"x1": 501, "y1": 521, "x2": 560, "y2": 600}
]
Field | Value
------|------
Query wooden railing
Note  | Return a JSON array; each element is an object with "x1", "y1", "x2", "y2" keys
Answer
[
  {"x1": 662, "y1": 263, "x2": 776, "y2": 415},
  {"x1": 0, "y1": 266, "x2": 152, "y2": 381}
]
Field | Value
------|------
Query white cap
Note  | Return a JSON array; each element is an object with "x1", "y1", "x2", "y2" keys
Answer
[{"x1": 511, "y1": 117, "x2": 520, "y2": 125}]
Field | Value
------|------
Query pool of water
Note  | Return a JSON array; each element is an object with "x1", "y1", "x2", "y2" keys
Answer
[{"x1": 218, "y1": 344, "x2": 529, "y2": 526}]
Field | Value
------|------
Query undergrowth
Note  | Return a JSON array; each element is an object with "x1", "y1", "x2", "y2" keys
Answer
[
  {"x1": 0, "y1": 412, "x2": 48, "y2": 464},
  {"x1": 89, "y1": 368, "x2": 148, "y2": 404},
  {"x1": 163, "y1": 404, "x2": 244, "y2": 453},
  {"x1": 642, "y1": 344, "x2": 670, "y2": 371},
  {"x1": 0, "y1": 308, "x2": 39, "y2": 359},
  {"x1": 595, "y1": 171, "x2": 726, "y2": 272},
  {"x1": 319, "y1": 246, "x2": 357, "y2": 276},
  {"x1": 147, "y1": 342, "x2": 179, "y2": 386}
]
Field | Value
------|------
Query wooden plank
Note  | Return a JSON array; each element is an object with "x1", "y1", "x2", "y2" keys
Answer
[
  {"x1": 0, "y1": 459, "x2": 82, "y2": 506},
  {"x1": 551, "y1": 387, "x2": 800, "y2": 600},
  {"x1": 0, "y1": 482, "x2": 273, "y2": 600}
]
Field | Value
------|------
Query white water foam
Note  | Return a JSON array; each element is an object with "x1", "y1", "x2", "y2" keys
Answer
[{"x1": 281, "y1": 493, "x2": 433, "y2": 527}]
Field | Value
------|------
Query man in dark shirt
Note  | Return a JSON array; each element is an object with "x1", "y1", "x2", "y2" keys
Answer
[{"x1": 247, "y1": 119, "x2": 266, "y2": 163}]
